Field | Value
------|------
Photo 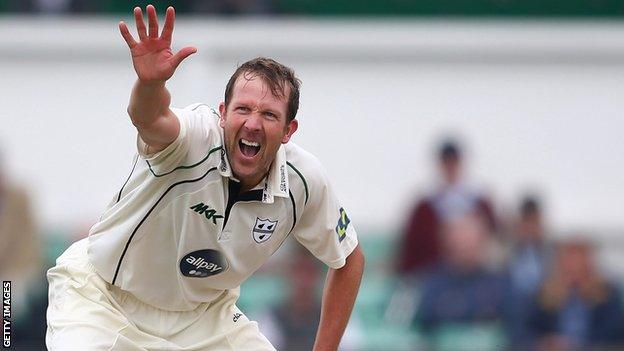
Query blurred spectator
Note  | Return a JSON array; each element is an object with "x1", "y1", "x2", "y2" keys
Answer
[
  {"x1": 0, "y1": 156, "x2": 40, "y2": 314},
  {"x1": 4, "y1": 0, "x2": 102, "y2": 13},
  {"x1": 259, "y1": 247, "x2": 322, "y2": 350},
  {"x1": 34, "y1": 0, "x2": 70, "y2": 13},
  {"x1": 529, "y1": 238, "x2": 624, "y2": 351},
  {"x1": 396, "y1": 138, "x2": 497, "y2": 277},
  {"x1": 258, "y1": 246, "x2": 362, "y2": 350},
  {"x1": 0, "y1": 151, "x2": 45, "y2": 347},
  {"x1": 507, "y1": 195, "x2": 553, "y2": 349},
  {"x1": 414, "y1": 214, "x2": 509, "y2": 349},
  {"x1": 3, "y1": 0, "x2": 274, "y2": 14},
  {"x1": 188, "y1": 0, "x2": 275, "y2": 15}
]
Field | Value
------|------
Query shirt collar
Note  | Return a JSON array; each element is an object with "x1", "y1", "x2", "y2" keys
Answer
[
  {"x1": 218, "y1": 141, "x2": 289, "y2": 204},
  {"x1": 218, "y1": 146, "x2": 234, "y2": 178},
  {"x1": 261, "y1": 145, "x2": 290, "y2": 203}
]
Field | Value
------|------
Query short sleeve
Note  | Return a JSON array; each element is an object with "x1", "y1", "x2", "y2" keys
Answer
[
  {"x1": 293, "y1": 165, "x2": 358, "y2": 269},
  {"x1": 136, "y1": 104, "x2": 217, "y2": 174}
]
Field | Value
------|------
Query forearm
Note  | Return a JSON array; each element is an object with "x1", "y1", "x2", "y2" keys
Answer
[
  {"x1": 128, "y1": 79, "x2": 179, "y2": 151},
  {"x1": 128, "y1": 79, "x2": 171, "y2": 128},
  {"x1": 119, "y1": 6, "x2": 193, "y2": 152},
  {"x1": 313, "y1": 245, "x2": 365, "y2": 351}
]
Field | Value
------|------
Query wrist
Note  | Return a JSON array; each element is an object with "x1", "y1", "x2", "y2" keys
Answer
[
  {"x1": 312, "y1": 343, "x2": 337, "y2": 351},
  {"x1": 136, "y1": 78, "x2": 167, "y2": 89}
]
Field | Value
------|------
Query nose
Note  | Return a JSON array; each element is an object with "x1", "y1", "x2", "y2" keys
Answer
[{"x1": 243, "y1": 112, "x2": 262, "y2": 132}]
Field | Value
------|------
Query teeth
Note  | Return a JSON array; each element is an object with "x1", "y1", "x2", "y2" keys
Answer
[{"x1": 241, "y1": 139, "x2": 260, "y2": 147}]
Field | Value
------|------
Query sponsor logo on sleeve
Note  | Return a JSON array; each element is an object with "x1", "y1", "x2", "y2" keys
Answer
[
  {"x1": 180, "y1": 249, "x2": 228, "y2": 278},
  {"x1": 335, "y1": 207, "x2": 350, "y2": 242}
]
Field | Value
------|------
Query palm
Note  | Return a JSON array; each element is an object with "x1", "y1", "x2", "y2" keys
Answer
[
  {"x1": 131, "y1": 39, "x2": 177, "y2": 82},
  {"x1": 119, "y1": 6, "x2": 196, "y2": 83}
]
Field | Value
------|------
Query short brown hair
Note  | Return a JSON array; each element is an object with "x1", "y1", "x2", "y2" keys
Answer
[{"x1": 224, "y1": 57, "x2": 301, "y2": 122}]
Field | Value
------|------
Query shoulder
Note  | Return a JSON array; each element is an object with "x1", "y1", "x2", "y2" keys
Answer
[
  {"x1": 184, "y1": 103, "x2": 220, "y2": 116},
  {"x1": 284, "y1": 142, "x2": 328, "y2": 191},
  {"x1": 169, "y1": 103, "x2": 222, "y2": 145},
  {"x1": 174, "y1": 103, "x2": 220, "y2": 124}
]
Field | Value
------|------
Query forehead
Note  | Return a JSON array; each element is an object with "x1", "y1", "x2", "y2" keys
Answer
[{"x1": 230, "y1": 75, "x2": 289, "y2": 110}]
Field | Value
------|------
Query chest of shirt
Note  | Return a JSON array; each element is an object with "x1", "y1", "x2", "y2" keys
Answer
[
  {"x1": 175, "y1": 178, "x2": 293, "y2": 242},
  {"x1": 139, "y1": 176, "x2": 295, "y2": 278}
]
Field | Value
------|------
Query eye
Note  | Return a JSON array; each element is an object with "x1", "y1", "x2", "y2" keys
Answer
[
  {"x1": 264, "y1": 111, "x2": 278, "y2": 119},
  {"x1": 236, "y1": 106, "x2": 251, "y2": 113}
]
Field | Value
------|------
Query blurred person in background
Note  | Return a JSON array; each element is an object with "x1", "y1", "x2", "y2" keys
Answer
[
  {"x1": 259, "y1": 246, "x2": 362, "y2": 350},
  {"x1": 188, "y1": 0, "x2": 275, "y2": 15},
  {"x1": 396, "y1": 138, "x2": 497, "y2": 277},
  {"x1": 3, "y1": 0, "x2": 101, "y2": 13},
  {"x1": 3, "y1": 0, "x2": 274, "y2": 14},
  {"x1": 414, "y1": 213, "x2": 509, "y2": 349},
  {"x1": 506, "y1": 195, "x2": 553, "y2": 349},
  {"x1": 0, "y1": 150, "x2": 45, "y2": 348},
  {"x1": 529, "y1": 238, "x2": 624, "y2": 351},
  {"x1": 259, "y1": 247, "x2": 325, "y2": 350}
]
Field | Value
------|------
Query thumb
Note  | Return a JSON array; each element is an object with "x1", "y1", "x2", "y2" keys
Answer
[{"x1": 171, "y1": 46, "x2": 197, "y2": 70}]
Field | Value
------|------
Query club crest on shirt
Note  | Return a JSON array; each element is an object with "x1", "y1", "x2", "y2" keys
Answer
[{"x1": 252, "y1": 217, "x2": 278, "y2": 243}]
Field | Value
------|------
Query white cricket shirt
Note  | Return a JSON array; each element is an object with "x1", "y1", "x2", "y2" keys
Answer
[{"x1": 88, "y1": 104, "x2": 358, "y2": 311}]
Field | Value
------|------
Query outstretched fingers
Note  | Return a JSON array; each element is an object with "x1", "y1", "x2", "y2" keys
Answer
[
  {"x1": 171, "y1": 46, "x2": 197, "y2": 69},
  {"x1": 119, "y1": 21, "x2": 137, "y2": 48},
  {"x1": 160, "y1": 6, "x2": 175, "y2": 42},
  {"x1": 147, "y1": 4, "x2": 159, "y2": 38},
  {"x1": 133, "y1": 7, "x2": 147, "y2": 40}
]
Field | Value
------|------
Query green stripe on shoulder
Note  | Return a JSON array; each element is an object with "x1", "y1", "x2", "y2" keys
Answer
[
  {"x1": 147, "y1": 146, "x2": 222, "y2": 177},
  {"x1": 287, "y1": 161, "x2": 309, "y2": 205}
]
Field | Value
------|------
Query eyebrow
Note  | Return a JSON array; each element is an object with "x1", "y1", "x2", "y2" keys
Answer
[
  {"x1": 262, "y1": 108, "x2": 281, "y2": 116},
  {"x1": 232, "y1": 100, "x2": 283, "y2": 118}
]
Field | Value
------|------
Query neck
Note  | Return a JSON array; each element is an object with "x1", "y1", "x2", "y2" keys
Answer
[
  {"x1": 237, "y1": 171, "x2": 269, "y2": 194},
  {"x1": 239, "y1": 181, "x2": 259, "y2": 194}
]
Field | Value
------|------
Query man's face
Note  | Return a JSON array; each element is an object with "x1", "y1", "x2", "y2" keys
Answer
[
  {"x1": 518, "y1": 213, "x2": 543, "y2": 242},
  {"x1": 219, "y1": 75, "x2": 298, "y2": 189},
  {"x1": 558, "y1": 243, "x2": 593, "y2": 285},
  {"x1": 443, "y1": 214, "x2": 487, "y2": 271},
  {"x1": 441, "y1": 156, "x2": 461, "y2": 184}
]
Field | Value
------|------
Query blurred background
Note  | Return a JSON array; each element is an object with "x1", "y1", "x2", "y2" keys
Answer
[{"x1": 1, "y1": 1, "x2": 624, "y2": 350}]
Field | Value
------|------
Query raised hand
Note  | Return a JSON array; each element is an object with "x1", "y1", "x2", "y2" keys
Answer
[{"x1": 119, "y1": 5, "x2": 196, "y2": 83}]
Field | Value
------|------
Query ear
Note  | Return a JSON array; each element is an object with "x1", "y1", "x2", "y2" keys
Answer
[
  {"x1": 281, "y1": 119, "x2": 298, "y2": 144},
  {"x1": 218, "y1": 102, "x2": 227, "y2": 128}
]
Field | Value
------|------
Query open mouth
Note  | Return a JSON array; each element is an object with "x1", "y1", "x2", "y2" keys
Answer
[{"x1": 239, "y1": 139, "x2": 261, "y2": 158}]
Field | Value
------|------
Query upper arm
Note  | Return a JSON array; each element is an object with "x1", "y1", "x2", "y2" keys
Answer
[
  {"x1": 291, "y1": 159, "x2": 359, "y2": 269},
  {"x1": 340, "y1": 244, "x2": 365, "y2": 270},
  {"x1": 134, "y1": 107, "x2": 181, "y2": 155},
  {"x1": 135, "y1": 104, "x2": 217, "y2": 173}
]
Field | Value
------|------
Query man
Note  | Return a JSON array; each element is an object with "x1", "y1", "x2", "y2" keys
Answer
[
  {"x1": 529, "y1": 238, "x2": 624, "y2": 350},
  {"x1": 507, "y1": 196, "x2": 552, "y2": 349},
  {"x1": 259, "y1": 247, "x2": 325, "y2": 350},
  {"x1": 46, "y1": 5, "x2": 364, "y2": 350},
  {"x1": 396, "y1": 139, "x2": 496, "y2": 276},
  {"x1": 415, "y1": 213, "x2": 510, "y2": 350}
]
